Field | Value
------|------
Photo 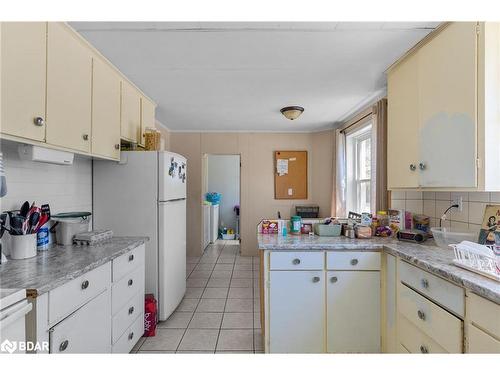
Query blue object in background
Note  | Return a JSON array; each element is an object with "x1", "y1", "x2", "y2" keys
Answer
[{"x1": 206, "y1": 192, "x2": 222, "y2": 204}]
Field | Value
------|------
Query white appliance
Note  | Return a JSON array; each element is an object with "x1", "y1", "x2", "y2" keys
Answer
[
  {"x1": 209, "y1": 204, "x2": 219, "y2": 243},
  {"x1": 93, "y1": 151, "x2": 187, "y2": 321},
  {"x1": 18, "y1": 144, "x2": 74, "y2": 165},
  {"x1": 202, "y1": 205, "x2": 210, "y2": 250},
  {"x1": 0, "y1": 289, "x2": 32, "y2": 354}
]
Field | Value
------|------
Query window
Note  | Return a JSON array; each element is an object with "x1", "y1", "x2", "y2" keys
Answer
[{"x1": 346, "y1": 123, "x2": 372, "y2": 214}]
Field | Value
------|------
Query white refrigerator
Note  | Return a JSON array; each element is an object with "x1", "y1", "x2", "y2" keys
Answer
[{"x1": 93, "y1": 151, "x2": 187, "y2": 321}]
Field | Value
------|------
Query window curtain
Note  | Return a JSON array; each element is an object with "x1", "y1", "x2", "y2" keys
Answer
[
  {"x1": 335, "y1": 128, "x2": 347, "y2": 217},
  {"x1": 370, "y1": 98, "x2": 388, "y2": 213}
]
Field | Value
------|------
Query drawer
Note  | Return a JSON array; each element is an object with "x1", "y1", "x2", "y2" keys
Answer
[
  {"x1": 50, "y1": 289, "x2": 111, "y2": 353},
  {"x1": 467, "y1": 323, "x2": 500, "y2": 353},
  {"x1": 327, "y1": 251, "x2": 380, "y2": 270},
  {"x1": 398, "y1": 314, "x2": 448, "y2": 353},
  {"x1": 467, "y1": 293, "x2": 500, "y2": 339},
  {"x1": 112, "y1": 265, "x2": 145, "y2": 315},
  {"x1": 112, "y1": 244, "x2": 145, "y2": 282},
  {"x1": 112, "y1": 314, "x2": 144, "y2": 353},
  {"x1": 49, "y1": 262, "x2": 111, "y2": 326},
  {"x1": 270, "y1": 251, "x2": 324, "y2": 270},
  {"x1": 398, "y1": 283, "x2": 463, "y2": 353},
  {"x1": 398, "y1": 259, "x2": 464, "y2": 317},
  {"x1": 112, "y1": 291, "x2": 144, "y2": 344}
]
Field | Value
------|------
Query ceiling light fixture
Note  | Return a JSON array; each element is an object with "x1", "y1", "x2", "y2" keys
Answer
[{"x1": 280, "y1": 106, "x2": 304, "y2": 120}]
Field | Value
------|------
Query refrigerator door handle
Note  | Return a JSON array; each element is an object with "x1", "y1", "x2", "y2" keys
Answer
[{"x1": 160, "y1": 198, "x2": 186, "y2": 202}]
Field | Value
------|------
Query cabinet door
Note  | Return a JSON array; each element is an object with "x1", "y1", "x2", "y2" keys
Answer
[
  {"x1": 120, "y1": 80, "x2": 141, "y2": 143},
  {"x1": 383, "y1": 253, "x2": 397, "y2": 353},
  {"x1": 46, "y1": 23, "x2": 92, "y2": 152},
  {"x1": 467, "y1": 324, "x2": 500, "y2": 353},
  {"x1": 269, "y1": 270, "x2": 325, "y2": 353},
  {"x1": 417, "y1": 22, "x2": 478, "y2": 188},
  {"x1": 92, "y1": 56, "x2": 121, "y2": 159},
  {"x1": 50, "y1": 289, "x2": 111, "y2": 353},
  {"x1": 387, "y1": 52, "x2": 420, "y2": 189},
  {"x1": 140, "y1": 97, "x2": 155, "y2": 147},
  {"x1": 327, "y1": 271, "x2": 380, "y2": 353},
  {"x1": 1, "y1": 22, "x2": 47, "y2": 141}
]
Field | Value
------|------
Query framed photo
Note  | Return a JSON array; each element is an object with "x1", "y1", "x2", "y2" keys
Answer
[{"x1": 478, "y1": 205, "x2": 500, "y2": 245}]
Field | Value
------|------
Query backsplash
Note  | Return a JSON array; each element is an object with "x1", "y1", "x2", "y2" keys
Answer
[
  {"x1": 0, "y1": 141, "x2": 92, "y2": 214},
  {"x1": 390, "y1": 190, "x2": 500, "y2": 231}
]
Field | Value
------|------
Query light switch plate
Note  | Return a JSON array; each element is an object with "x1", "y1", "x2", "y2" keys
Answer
[{"x1": 288, "y1": 188, "x2": 293, "y2": 196}]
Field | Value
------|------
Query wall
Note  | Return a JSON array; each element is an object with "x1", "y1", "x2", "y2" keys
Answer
[
  {"x1": 207, "y1": 155, "x2": 240, "y2": 231},
  {"x1": 390, "y1": 190, "x2": 500, "y2": 231},
  {"x1": 170, "y1": 130, "x2": 335, "y2": 256}
]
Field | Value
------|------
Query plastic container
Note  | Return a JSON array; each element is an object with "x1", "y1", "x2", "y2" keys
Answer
[
  {"x1": 222, "y1": 233, "x2": 236, "y2": 240},
  {"x1": 314, "y1": 223, "x2": 342, "y2": 237},
  {"x1": 290, "y1": 216, "x2": 302, "y2": 234},
  {"x1": 10, "y1": 233, "x2": 37, "y2": 259},
  {"x1": 52, "y1": 212, "x2": 91, "y2": 245},
  {"x1": 431, "y1": 227, "x2": 479, "y2": 249},
  {"x1": 37, "y1": 222, "x2": 51, "y2": 251},
  {"x1": 205, "y1": 192, "x2": 222, "y2": 205}
]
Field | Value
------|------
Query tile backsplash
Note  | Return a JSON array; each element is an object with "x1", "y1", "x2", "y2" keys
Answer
[
  {"x1": 391, "y1": 190, "x2": 500, "y2": 231},
  {"x1": 0, "y1": 141, "x2": 92, "y2": 214}
]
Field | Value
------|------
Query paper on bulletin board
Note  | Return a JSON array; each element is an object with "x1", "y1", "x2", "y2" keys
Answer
[{"x1": 277, "y1": 159, "x2": 288, "y2": 176}]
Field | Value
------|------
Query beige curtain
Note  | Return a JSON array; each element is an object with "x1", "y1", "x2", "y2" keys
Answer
[
  {"x1": 371, "y1": 98, "x2": 388, "y2": 212},
  {"x1": 334, "y1": 128, "x2": 347, "y2": 217}
]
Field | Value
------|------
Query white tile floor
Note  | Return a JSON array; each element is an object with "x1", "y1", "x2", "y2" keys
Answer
[{"x1": 132, "y1": 240, "x2": 263, "y2": 354}]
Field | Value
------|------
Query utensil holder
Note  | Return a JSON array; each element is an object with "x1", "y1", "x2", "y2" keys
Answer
[{"x1": 10, "y1": 233, "x2": 37, "y2": 259}]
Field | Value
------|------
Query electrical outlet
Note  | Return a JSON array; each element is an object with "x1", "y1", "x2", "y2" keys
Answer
[{"x1": 452, "y1": 196, "x2": 463, "y2": 212}]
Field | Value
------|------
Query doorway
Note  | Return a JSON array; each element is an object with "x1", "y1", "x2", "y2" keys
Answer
[{"x1": 202, "y1": 154, "x2": 241, "y2": 251}]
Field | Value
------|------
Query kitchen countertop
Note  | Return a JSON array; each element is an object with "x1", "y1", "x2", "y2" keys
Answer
[
  {"x1": 258, "y1": 234, "x2": 500, "y2": 305},
  {"x1": 0, "y1": 237, "x2": 148, "y2": 296}
]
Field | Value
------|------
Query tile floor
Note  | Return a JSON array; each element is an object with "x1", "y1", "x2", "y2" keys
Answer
[{"x1": 132, "y1": 240, "x2": 263, "y2": 354}]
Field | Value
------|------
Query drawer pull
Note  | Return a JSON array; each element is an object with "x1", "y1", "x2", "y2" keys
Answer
[
  {"x1": 128, "y1": 306, "x2": 135, "y2": 315},
  {"x1": 350, "y1": 259, "x2": 359, "y2": 266},
  {"x1": 419, "y1": 345, "x2": 429, "y2": 354},
  {"x1": 59, "y1": 340, "x2": 69, "y2": 352},
  {"x1": 81, "y1": 280, "x2": 90, "y2": 290},
  {"x1": 417, "y1": 309, "x2": 426, "y2": 321},
  {"x1": 34, "y1": 116, "x2": 45, "y2": 126},
  {"x1": 128, "y1": 332, "x2": 134, "y2": 341},
  {"x1": 129, "y1": 254, "x2": 134, "y2": 262},
  {"x1": 421, "y1": 278, "x2": 429, "y2": 289},
  {"x1": 312, "y1": 276, "x2": 320, "y2": 283},
  {"x1": 292, "y1": 258, "x2": 301, "y2": 265},
  {"x1": 330, "y1": 276, "x2": 338, "y2": 283},
  {"x1": 128, "y1": 279, "x2": 134, "y2": 286}
]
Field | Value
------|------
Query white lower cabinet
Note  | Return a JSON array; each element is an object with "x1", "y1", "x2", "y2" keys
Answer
[
  {"x1": 327, "y1": 271, "x2": 380, "y2": 353},
  {"x1": 50, "y1": 289, "x2": 111, "y2": 353},
  {"x1": 269, "y1": 270, "x2": 325, "y2": 353}
]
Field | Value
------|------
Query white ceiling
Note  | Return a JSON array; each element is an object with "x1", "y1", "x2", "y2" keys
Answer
[{"x1": 71, "y1": 22, "x2": 439, "y2": 132}]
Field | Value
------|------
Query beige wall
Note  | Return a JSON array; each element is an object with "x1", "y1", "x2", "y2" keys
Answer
[{"x1": 170, "y1": 131, "x2": 335, "y2": 257}]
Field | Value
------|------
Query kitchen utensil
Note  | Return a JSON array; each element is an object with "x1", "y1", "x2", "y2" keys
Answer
[
  {"x1": 34, "y1": 213, "x2": 49, "y2": 233},
  {"x1": 19, "y1": 201, "x2": 30, "y2": 218},
  {"x1": 10, "y1": 215, "x2": 25, "y2": 235},
  {"x1": 28, "y1": 212, "x2": 40, "y2": 234},
  {"x1": 9, "y1": 233, "x2": 37, "y2": 259},
  {"x1": 51, "y1": 212, "x2": 92, "y2": 245},
  {"x1": 41, "y1": 204, "x2": 51, "y2": 220}
]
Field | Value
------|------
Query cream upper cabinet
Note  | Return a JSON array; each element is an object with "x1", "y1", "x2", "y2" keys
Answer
[
  {"x1": 92, "y1": 56, "x2": 121, "y2": 160},
  {"x1": 387, "y1": 22, "x2": 500, "y2": 191},
  {"x1": 46, "y1": 23, "x2": 92, "y2": 153},
  {"x1": 387, "y1": 51, "x2": 420, "y2": 189},
  {"x1": 1, "y1": 22, "x2": 47, "y2": 141},
  {"x1": 140, "y1": 97, "x2": 155, "y2": 146},
  {"x1": 120, "y1": 80, "x2": 141, "y2": 144}
]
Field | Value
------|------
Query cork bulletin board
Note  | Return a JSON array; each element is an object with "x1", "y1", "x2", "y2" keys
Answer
[{"x1": 274, "y1": 150, "x2": 308, "y2": 199}]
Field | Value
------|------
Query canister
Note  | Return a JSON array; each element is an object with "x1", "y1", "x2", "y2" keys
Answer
[
  {"x1": 290, "y1": 216, "x2": 302, "y2": 234},
  {"x1": 37, "y1": 222, "x2": 51, "y2": 251}
]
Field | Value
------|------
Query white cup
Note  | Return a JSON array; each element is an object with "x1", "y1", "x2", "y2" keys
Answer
[{"x1": 10, "y1": 233, "x2": 37, "y2": 259}]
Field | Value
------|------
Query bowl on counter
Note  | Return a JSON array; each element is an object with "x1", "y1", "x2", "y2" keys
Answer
[{"x1": 431, "y1": 227, "x2": 479, "y2": 249}]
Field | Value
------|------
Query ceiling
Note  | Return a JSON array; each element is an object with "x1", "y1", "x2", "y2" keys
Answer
[{"x1": 71, "y1": 22, "x2": 439, "y2": 132}]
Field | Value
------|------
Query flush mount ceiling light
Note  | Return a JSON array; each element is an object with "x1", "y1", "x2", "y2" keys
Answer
[{"x1": 280, "y1": 106, "x2": 304, "y2": 120}]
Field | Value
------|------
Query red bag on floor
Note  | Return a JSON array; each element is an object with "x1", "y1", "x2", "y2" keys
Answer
[{"x1": 143, "y1": 294, "x2": 157, "y2": 337}]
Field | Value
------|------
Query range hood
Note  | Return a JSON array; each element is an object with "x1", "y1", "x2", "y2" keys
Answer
[{"x1": 18, "y1": 145, "x2": 74, "y2": 165}]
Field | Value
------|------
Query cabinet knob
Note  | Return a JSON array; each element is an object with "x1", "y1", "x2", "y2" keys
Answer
[
  {"x1": 59, "y1": 339, "x2": 69, "y2": 352},
  {"x1": 330, "y1": 276, "x2": 338, "y2": 283},
  {"x1": 129, "y1": 254, "x2": 134, "y2": 262},
  {"x1": 409, "y1": 164, "x2": 416, "y2": 171},
  {"x1": 82, "y1": 134, "x2": 89, "y2": 141},
  {"x1": 81, "y1": 280, "x2": 89, "y2": 290},
  {"x1": 419, "y1": 162, "x2": 426, "y2": 171},
  {"x1": 128, "y1": 332, "x2": 134, "y2": 341},
  {"x1": 419, "y1": 345, "x2": 429, "y2": 354},
  {"x1": 350, "y1": 258, "x2": 359, "y2": 266},
  {"x1": 417, "y1": 309, "x2": 426, "y2": 321},
  {"x1": 33, "y1": 117, "x2": 45, "y2": 126},
  {"x1": 128, "y1": 306, "x2": 135, "y2": 315},
  {"x1": 421, "y1": 278, "x2": 429, "y2": 289},
  {"x1": 292, "y1": 258, "x2": 301, "y2": 265},
  {"x1": 115, "y1": 144, "x2": 120, "y2": 150},
  {"x1": 312, "y1": 276, "x2": 320, "y2": 283},
  {"x1": 128, "y1": 279, "x2": 133, "y2": 286}
]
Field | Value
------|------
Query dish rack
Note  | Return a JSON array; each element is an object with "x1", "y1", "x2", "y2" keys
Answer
[{"x1": 451, "y1": 244, "x2": 500, "y2": 282}]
